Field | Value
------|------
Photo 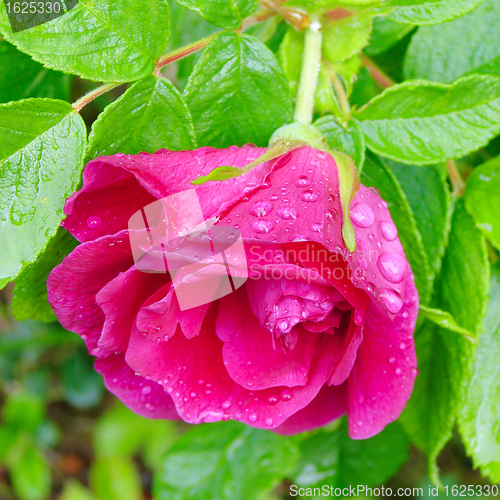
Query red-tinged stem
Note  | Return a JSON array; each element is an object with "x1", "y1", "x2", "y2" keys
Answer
[
  {"x1": 361, "y1": 53, "x2": 395, "y2": 89},
  {"x1": 72, "y1": 82, "x2": 121, "y2": 113},
  {"x1": 446, "y1": 159, "x2": 466, "y2": 196},
  {"x1": 155, "y1": 33, "x2": 219, "y2": 73}
]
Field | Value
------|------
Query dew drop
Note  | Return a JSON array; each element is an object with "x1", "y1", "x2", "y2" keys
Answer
[
  {"x1": 249, "y1": 413, "x2": 258, "y2": 422},
  {"x1": 380, "y1": 221, "x2": 398, "y2": 241},
  {"x1": 351, "y1": 203, "x2": 374, "y2": 228},
  {"x1": 222, "y1": 400, "x2": 232, "y2": 410},
  {"x1": 265, "y1": 417, "x2": 274, "y2": 426},
  {"x1": 395, "y1": 367, "x2": 402, "y2": 375},
  {"x1": 86, "y1": 215, "x2": 102, "y2": 229},
  {"x1": 300, "y1": 190, "x2": 318, "y2": 202},
  {"x1": 277, "y1": 206, "x2": 298, "y2": 220},
  {"x1": 379, "y1": 288, "x2": 404, "y2": 314},
  {"x1": 141, "y1": 386, "x2": 152, "y2": 395},
  {"x1": 266, "y1": 394, "x2": 279, "y2": 406},
  {"x1": 295, "y1": 175, "x2": 311, "y2": 187},
  {"x1": 252, "y1": 220, "x2": 275, "y2": 234},
  {"x1": 250, "y1": 201, "x2": 273, "y2": 217},
  {"x1": 411, "y1": 367, "x2": 418, "y2": 377},
  {"x1": 389, "y1": 357, "x2": 396, "y2": 364},
  {"x1": 310, "y1": 222, "x2": 322, "y2": 233},
  {"x1": 279, "y1": 389, "x2": 293, "y2": 401},
  {"x1": 402, "y1": 311, "x2": 409, "y2": 319},
  {"x1": 399, "y1": 342, "x2": 406, "y2": 350},
  {"x1": 377, "y1": 252, "x2": 407, "y2": 284}
]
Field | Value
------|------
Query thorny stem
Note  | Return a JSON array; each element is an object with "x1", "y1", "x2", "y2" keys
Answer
[
  {"x1": 259, "y1": 0, "x2": 310, "y2": 29},
  {"x1": 446, "y1": 159, "x2": 466, "y2": 196},
  {"x1": 361, "y1": 53, "x2": 395, "y2": 89},
  {"x1": 72, "y1": 82, "x2": 121, "y2": 112},
  {"x1": 294, "y1": 19, "x2": 322, "y2": 124}
]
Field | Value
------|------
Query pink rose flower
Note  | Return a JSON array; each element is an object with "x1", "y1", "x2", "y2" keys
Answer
[{"x1": 47, "y1": 145, "x2": 418, "y2": 439}]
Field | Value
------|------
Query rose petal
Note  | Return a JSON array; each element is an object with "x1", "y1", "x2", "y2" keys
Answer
[
  {"x1": 95, "y1": 353, "x2": 179, "y2": 420},
  {"x1": 47, "y1": 230, "x2": 134, "y2": 355},
  {"x1": 125, "y1": 307, "x2": 337, "y2": 429},
  {"x1": 347, "y1": 271, "x2": 419, "y2": 439},
  {"x1": 216, "y1": 288, "x2": 321, "y2": 390},
  {"x1": 273, "y1": 383, "x2": 348, "y2": 435}
]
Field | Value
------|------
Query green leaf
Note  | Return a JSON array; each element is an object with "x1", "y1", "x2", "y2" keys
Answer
[
  {"x1": 0, "y1": 0, "x2": 170, "y2": 82},
  {"x1": 0, "y1": 99, "x2": 86, "y2": 287},
  {"x1": 389, "y1": 161, "x2": 452, "y2": 279},
  {"x1": 0, "y1": 41, "x2": 71, "y2": 103},
  {"x1": 465, "y1": 154, "x2": 500, "y2": 251},
  {"x1": 3, "y1": 392, "x2": 45, "y2": 432},
  {"x1": 0, "y1": 426, "x2": 21, "y2": 462},
  {"x1": 459, "y1": 263, "x2": 500, "y2": 483},
  {"x1": 153, "y1": 421, "x2": 299, "y2": 500},
  {"x1": 278, "y1": 27, "x2": 304, "y2": 100},
  {"x1": 315, "y1": 116, "x2": 366, "y2": 170},
  {"x1": 90, "y1": 457, "x2": 142, "y2": 500},
  {"x1": 166, "y1": 0, "x2": 219, "y2": 88},
  {"x1": 60, "y1": 481, "x2": 98, "y2": 500},
  {"x1": 355, "y1": 75, "x2": 500, "y2": 165},
  {"x1": 322, "y1": 12, "x2": 373, "y2": 63},
  {"x1": 404, "y1": 0, "x2": 500, "y2": 83},
  {"x1": 9, "y1": 441, "x2": 51, "y2": 500},
  {"x1": 294, "y1": 420, "x2": 409, "y2": 488},
  {"x1": 184, "y1": 32, "x2": 293, "y2": 148},
  {"x1": 12, "y1": 227, "x2": 78, "y2": 322},
  {"x1": 387, "y1": 0, "x2": 486, "y2": 25},
  {"x1": 61, "y1": 348, "x2": 104, "y2": 409},
  {"x1": 401, "y1": 201, "x2": 489, "y2": 480},
  {"x1": 360, "y1": 152, "x2": 432, "y2": 304},
  {"x1": 88, "y1": 75, "x2": 197, "y2": 159},
  {"x1": 419, "y1": 305, "x2": 476, "y2": 343},
  {"x1": 175, "y1": 0, "x2": 257, "y2": 29},
  {"x1": 365, "y1": 16, "x2": 414, "y2": 56}
]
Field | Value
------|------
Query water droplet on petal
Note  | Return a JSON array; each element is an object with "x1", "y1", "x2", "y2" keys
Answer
[
  {"x1": 222, "y1": 400, "x2": 232, "y2": 410},
  {"x1": 395, "y1": 367, "x2": 402, "y2": 375},
  {"x1": 277, "y1": 206, "x2": 298, "y2": 220},
  {"x1": 310, "y1": 222, "x2": 322, "y2": 233},
  {"x1": 266, "y1": 394, "x2": 279, "y2": 405},
  {"x1": 279, "y1": 389, "x2": 293, "y2": 401},
  {"x1": 265, "y1": 417, "x2": 274, "y2": 426},
  {"x1": 250, "y1": 201, "x2": 273, "y2": 217},
  {"x1": 296, "y1": 175, "x2": 311, "y2": 187},
  {"x1": 402, "y1": 311, "x2": 409, "y2": 319},
  {"x1": 380, "y1": 221, "x2": 398, "y2": 241},
  {"x1": 411, "y1": 367, "x2": 418, "y2": 377},
  {"x1": 351, "y1": 203, "x2": 374, "y2": 228},
  {"x1": 249, "y1": 413, "x2": 258, "y2": 422},
  {"x1": 141, "y1": 386, "x2": 152, "y2": 395},
  {"x1": 400, "y1": 342, "x2": 406, "y2": 350},
  {"x1": 252, "y1": 220, "x2": 275, "y2": 234},
  {"x1": 301, "y1": 190, "x2": 318, "y2": 202},
  {"x1": 389, "y1": 357, "x2": 396, "y2": 364},
  {"x1": 379, "y1": 288, "x2": 404, "y2": 314},
  {"x1": 86, "y1": 216, "x2": 102, "y2": 229},
  {"x1": 377, "y1": 252, "x2": 407, "y2": 284}
]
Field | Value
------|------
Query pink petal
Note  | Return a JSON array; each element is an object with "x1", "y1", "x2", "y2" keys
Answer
[
  {"x1": 346, "y1": 271, "x2": 419, "y2": 439},
  {"x1": 100, "y1": 146, "x2": 274, "y2": 221},
  {"x1": 274, "y1": 383, "x2": 348, "y2": 435},
  {"x1": 216, "y1": 288, "x2": 321, "y2": 390},
  {"x1": 95, "y1": 353, "x2": 179, "y2": 420},
  {"x1": 96, "y1": 267, "x2": 168, "y2": 353},
  {"x1": 47, "y1": 230, "x2": 134, "y2": 355},
  {"x1": 62, "y1": 160, "x2": 156, "y2": 243},
  {"x1": 124, "y1": 307, "x2": 337, "y2": 429},
  {"x1": 135, "y1": 283, "x2": 209, "y2": 341}
]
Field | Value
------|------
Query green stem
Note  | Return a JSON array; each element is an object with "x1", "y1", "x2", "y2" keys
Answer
[
  {"x1": 72, "y1": 82, "x2": 121, "y2": 112},
  {"x1": 294, "y1": 19, "x2": 322, "y2": 124},
  {"x1": 361, "y1": 53, "x2": 395, "y2": 89},
  {"x1": 446, "y1": 159, "x2": 466, "y2": 196}
]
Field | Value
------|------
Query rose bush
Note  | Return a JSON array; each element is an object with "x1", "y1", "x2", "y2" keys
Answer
[{"x1": 47, "y1": 144, "x2": 418, "y2": 439}]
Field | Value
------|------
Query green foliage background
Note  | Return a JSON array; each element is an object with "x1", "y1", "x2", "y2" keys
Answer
[{"x1": 1, "y1": 0, "x2": 500, "y2": 498}]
